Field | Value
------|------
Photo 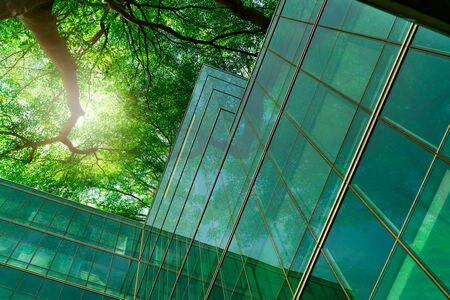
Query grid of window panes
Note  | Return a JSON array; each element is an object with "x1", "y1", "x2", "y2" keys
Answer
[
  {"x1": 146, "y1": 65, "x2": 247, "y2": 229},
  {"x1": 144, "y1": 0, "x2": 449, "y2": 299},
  {"x1": 0, "y1": 179, "x2": 143, "y2": 299},
  {"x1": 140, "y1": 65, "x2": 247, "y2": 298},
  {"x1": 0, "y1": 264, "x2": 117, "y2": 299},
  {"x1": 1, "y1": 1, "x2": 448, "y2": 299},
  {"x1": 301, "y1": 19, "x2": 450, "y2": 300}
]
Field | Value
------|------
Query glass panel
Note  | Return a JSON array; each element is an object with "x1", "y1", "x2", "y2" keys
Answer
[
  {"x1": 108, "y1": 255, "x2": 131, "y2": 294},
  {"x1": 301, "y1": 253, "x2": 349, "y2": 299},
  {"x1": 352, "y1": 122, "x2": 433, "y2": 230},
  {"x1": 284, "y1": 72, "x2": 320, "y2": 127},
  {"x1": 263, "y1": 182, "x2": 306, "y2": 268},
  {"x1": 29, "y1": 234, "x2": 60, "y2": 270},
  {"x1": 14, "y1": 196, "x2": 39, "y2": 224},
  {"x1": 31, "y1": 200, "x2": 57, "y2": 230},
  {"x1": 388, "y1": 18, "x2": 411, "y2": 43},
  {"x1": 218, "y1": 158, "x2": 250, "y2": 239},
  {"x1": 269, "y1": 17, "x2": 311, "y2": 64},
  {"x1": 442, "y1": 133, "x2": 450, "y2": 159},
  {"x1": 66, "y1": 210, "x2": 90, "y2": 240},
  {"x1": 322, "y1": 189, "x2": 395, "y2": 299},
  {"x1": 373, "y1": 245, "x2": 446, "y2": 299},
  {"x1": 229, "y1": 195, "x2": 265, "y2": 259},
  {"x1": 281, "y1": 0, "x2": 323, "y2": 23},
  {"x1": 301, "y1": 82, "x2": 357, "y2": 160},
  {"x1": 194, "y1": 177, "x2": 232, "y2": 249},
  {"x1": 49, "y1": 240, "x2": 76, "y2": 279},
  {"x1": 334, "y1": 109, "x2": 370, "y2": 174},
  {"x1": 400, "y1": 158, "x2": 449, "y2": 289},
  {"x1": 99, "y1": 219, "x2": 120, "y2": 251},
  {"x1": 88, "y1": 251, "x2": 112, "y2": 291},
  {"x1": 288, "y1": 230, "x2": 316, "y2": 285},
  {"x1": 37, "y1": 279, "x2": 63, "y2": 299},
  {"x1": 67, "y1": 245, "x2": 95, "y2": 286},
  {"x1": 252, "y1": 158, "x2": 281, "y2": 215},
  {"x1": 15, "y1": 272, "x2": 41, "y2": 296},
  {"x1": 215, "y1": 252, "x2": 250, "y2": 299},
  {"x1": 412, "y1": 26, "x2": 450, "y2": 55},
  {"x1": 309, "y1": 171, "x2": 342, "y2": 236},
  {"x1": 49, "y1": 205, "x2": 74, "y2": 234},
  {"x1": 320, "y1": 32, "x2": 385, "y2": 102},
  {"x1": 231, "y1": 120, "x2": 263, "y2": 184},
  {"x1": 360, "y1": 44, "x2": 401, "y2": 110},
  {"x1": 341, "y1": 1, "x2": 396, "y2": 39},
  {"x1": 268, "y1": 114, "x2": 299, "y2": 172},
  {"x1": 60, "y1": 285, "x2": 83, "y2": 299},
  {"x1": 176, "y1": 110, "x2": 231, "y2": 239},
  {"x1": 282, "y1": 135, "x2": 332, "y2": 220},
  {"x1": 244, "y1": 258, "x2": 286, "y2": 299},
  {"x1": 243, "y1": 83, "x2": 280, "y2": 145},
  {"x1": 320, "y1": 0, "x2": 402, "y2": 40},
  {"x1": 0, "y1": 222, "x2": 26, "y2": 261},
  {"x1": 256, "y1": 50, "x2": 295, "y2": 104},
  {"x1": 10, "y1": 229, "x2": 43, "y2": 266},
  {"x1": 303, "y1": 28, "x2": 339, "y2": 79},
  {"x1": 382, "y1": 49, "x2": 450, "y2": 148},
  {"x1": 0, "y1": 189, "x2": 26, "y2": 219},
  {"x1": 318, "y1": 0, "x2": 351, "y2": 29}
]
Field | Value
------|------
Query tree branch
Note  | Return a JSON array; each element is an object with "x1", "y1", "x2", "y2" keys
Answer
[
  {"x1": 213, "y1": 0, "x2": 271, "y2": 30},
  {"x1": 106, "y1": 0, "x2": 258, "y2": 57}
]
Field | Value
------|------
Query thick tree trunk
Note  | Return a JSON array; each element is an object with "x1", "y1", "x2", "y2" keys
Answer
[{"x1": 19, "y1": 1, "x2": 84, "y2": 127}]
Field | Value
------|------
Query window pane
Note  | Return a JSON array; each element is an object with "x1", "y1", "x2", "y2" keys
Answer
[
  {"x1": 382, "y1": 49, "x2": 450, "y2": 148},
  {"x1": 268, "y1": 114, "x2": 299, "y2": 171},
  {"x1": 285, "y1": 72, "x2": 320, "y2": 126},
  {"x1": 341, "y1": 1, "x2": 396, "y2": 39},
  {"x1": 334, "y1": 109, "x2": 370, "y2": 174},
  {"x1": 263, "y1": 182, "x2": 306, "y2": 268},
  {"x1": 301, "y1": 253, "x2": 348, "y2": 299},
  {"x1": 401, "y1": 158, "x2": 449, "y2": 289},
  {"x1": 319, "y1": 0, "x2": 351, "y2": 29},
  {"x1": 320, "y1": 32, "x2": 385, "y2": 101},
  {"x1": 281, "y1": 0, "x2": 323, "y2": 23},
  {"x1": 360, "y1": 44, "x2": 401, "y2": 110},
  {"x1": 269, "y1": 17, "x2": 311, "y2": 64},
  {"x1": 303, "y1": 28, "x2": 339, "y2": 79},
  {"x1": 373, "y1": 245, "x2": 446, "y2": 299},
  {"x1": 309, "y1": 171, "x2": 343, "y2": 236},
  {"x1": 31, "y1": 201, "x2": 57, "y2": 230},
  {"x1": 283, "y1": 136, "x2": 332, "y2": 220},
  {"x1": 412, "y1": 26, "x2": 450, "y2": 55},
  {"x1": 322, "y1": 189, "x2": 395, "y2": 299},
  {"x1": 30, "y1": 235, "x2": 60, "y2": 270},
  {"x1": 352, "y1": 122, "x2": 433, "y2": 230},
  {"x1": 301, "y1": 82, "x2": 357, "y2": 160},
  {"x1": 256, "y1": 51, "x2": 295, "y2": 104}
]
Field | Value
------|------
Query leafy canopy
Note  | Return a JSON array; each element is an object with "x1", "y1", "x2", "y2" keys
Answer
[{"x1": 0, "y1": 0, "x2": 275, "y2": 220}]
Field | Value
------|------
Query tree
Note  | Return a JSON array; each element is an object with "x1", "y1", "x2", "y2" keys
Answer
[{"x1": 0, "y1": 0, "x2": 275, "y2": 220}]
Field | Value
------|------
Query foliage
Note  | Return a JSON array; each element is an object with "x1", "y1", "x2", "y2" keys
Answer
[{"x1": 0, "y1": 0, "x2": 275, "y2": 220}]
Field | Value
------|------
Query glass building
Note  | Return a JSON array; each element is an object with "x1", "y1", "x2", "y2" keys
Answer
[{"x1": 1, "y1": 0, "x2": 449, "y2": 299}]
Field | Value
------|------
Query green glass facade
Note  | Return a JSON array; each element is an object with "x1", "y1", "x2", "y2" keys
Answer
[
  {"x1": 142, "y1": 0, "x2": 449, "y2": 298},
  {"x1": 1, "y1": 0, "x2": 449, "y2": 299}
]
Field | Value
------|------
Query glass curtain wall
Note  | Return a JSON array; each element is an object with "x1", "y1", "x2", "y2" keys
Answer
[
  {"x1": 0, "y1": 1, "x2": 448, "y2": 300},
  {"x1": 0, "y1": 179, "x2": 142, "y2": 299},
  {"x1": 145, "y1": 0, "x2": 449, "y2": 299}
]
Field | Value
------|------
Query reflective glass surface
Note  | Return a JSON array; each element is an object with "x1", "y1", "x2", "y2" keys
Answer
[{"x1": 1, "y1": 1, "x2": 449, "y2": 299}]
